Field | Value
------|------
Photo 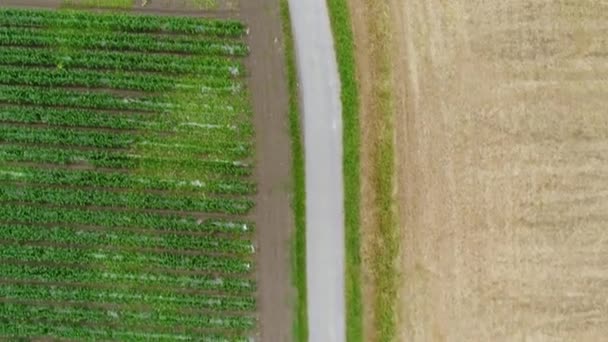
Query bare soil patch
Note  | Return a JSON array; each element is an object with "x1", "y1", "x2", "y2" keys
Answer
[{"x1": 387, "y1": 1, "x2": 608, "y2": 341}]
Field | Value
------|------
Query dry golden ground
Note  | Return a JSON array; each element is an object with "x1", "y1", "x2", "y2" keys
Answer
[
  {"x1": 387, "y1": 0, "x2": 608, "y2": 341},
  {"x1": 348, "y1": 0, "x2": 397, "y2": 340},
  {"x1": 346, "y1": 1, "x2": 377, "y2": 338}
]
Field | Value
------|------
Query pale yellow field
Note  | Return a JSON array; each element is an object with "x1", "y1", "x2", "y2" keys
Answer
[{"x1": 390, "y1": 1, "x2": 608, "y2": 341}]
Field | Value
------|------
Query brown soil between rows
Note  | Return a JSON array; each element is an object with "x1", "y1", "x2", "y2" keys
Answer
[{"x1": 386, "y1": 1, "x2": 608, "y2": 341}]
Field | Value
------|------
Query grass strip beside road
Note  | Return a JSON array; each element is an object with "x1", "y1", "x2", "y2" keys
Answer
[
  {"x1": 280, "y1": 1, "x2": 308, "y2": 341},
  {"x1": 325, "y1": 0, "x2": 363, "y2": 341},
  {"x1": 327, "y1": 0, "x2": 398, "y2": 340},
  {"x1": 363, "y1": 1, "x2": 398, "y2": 340}
]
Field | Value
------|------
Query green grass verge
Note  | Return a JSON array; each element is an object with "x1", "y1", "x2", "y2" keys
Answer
[
  {"x1": 325, "y1": 0, "x2": 363, "y2": 341},
  {"x1": 369, "y1": 6, "x2": 397, "y2": 340},
  {"x1": 280, "y1": 1, "x2": 308, "y2": 342}
]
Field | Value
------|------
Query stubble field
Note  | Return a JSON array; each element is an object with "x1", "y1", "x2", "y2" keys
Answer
[{"x1": 390, "y1": 1, "x2": 608, "y2": 341}]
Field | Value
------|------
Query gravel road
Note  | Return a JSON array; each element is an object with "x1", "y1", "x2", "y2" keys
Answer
[{"x1": 287, "y1": 1, "x2": 346, "y2": 341}]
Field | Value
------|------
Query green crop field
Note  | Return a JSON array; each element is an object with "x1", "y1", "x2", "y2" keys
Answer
[{"x1": 0, "y1": 7, "x2": 257, "y2": 341}]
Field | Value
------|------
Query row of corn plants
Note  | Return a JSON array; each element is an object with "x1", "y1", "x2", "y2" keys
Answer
[
  {"x1": 0, "y1": 204, "x2": 254, "y2": 234},
  {"x1": 0, "y1": 166, "x2": 255, "y2": 195},
  {"x1": 0, "y1": 262, "x2": 255, "y2": 293},
  {"x1": 0, "y1": 27, "x2": 249, "y2": 56},
  {"x1": 0, "y1": 47, "x2": 244, "y2": 77},
  {"x1": 0, "y1": 224, "x2": 254, "y2": 255},
  {"x1": 0, "y1": 66, "x2": 244, "y2": 93},
  {"x1": 0, "y1": 8, "x2": 246, "y2": 37},
  {"x1": 0, "y1": 302, "x2": 256, "y2": 331},
  {"x1": 0, "y1": 125, "x2": 248, "y2": 154},
  {"x1": 0, "y1": 105, "x2": 253, "y2": 132},
  {"x1": 0, "y1": 283, "x2": 255, "y2": 312},
  {"x1": 0, "y1": 85, "x2": 250, "y2": 114},
  {"x1": 0, "y1": 144, "x2": 251, "y2": 167},
  {"x1": 0, "y1": 324, "x2": 250, "y2": 342},
  {"x1": 0, "y1": 244, "x2": 252, "y2": 274},
  {"x1": 0, "y1": 184, "x2": 255, "y2": 214}
]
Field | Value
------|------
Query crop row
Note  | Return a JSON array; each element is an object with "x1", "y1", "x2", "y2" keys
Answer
[
  {"x1": 138, "y1": 139, "x2": 253, "y2": 164},
  {"x1": 0, "y1": 85, "x2": 250, "y2": 114},
  {"x1": 0, "y1": 144, "x2": 135, "y2": 168},
  {"x1": 0, "y1": 125, "x2": 250, "y2": 158},
  {"x1": 0, "y1": 302, "x2": 256, "y2": 331},
  {"x1": 0, "y1": 283, "x2": 255, "y2": 312},
  {"x1": 0, "y1": 26, "x2": 249, "y2": 56},
  {"x1": 0, "y1": 145, "x2": 251, "y2": 171},
  {"x1": 0, "y1": 47, "x2": 244, "y2": 77},
  {"x1": 0, "y1": 105, "x2": 253, "y2": 133},
  {"x1": 0, "y1": 104, "x2": 151, "y2": 129},
  {"x1": 0, "y1": 85, "x2": 165, "y2": 111},
  {"x1": 0, "y1": 322, "x2": 250, "y2": 342},
  {"x1": 0, "y1": 224, "x2": 254, "y2": 255},
  {"x1": 0, "y1": 262, "x2": 255, "y2": 293},
  {"x1": 0, "y1": 66, "x2": 245, "y2": 93},
  {"x1": 0, "y1": 166, "x2": 255, "y2": 195},
  {"x1": 0, "y1": 184, "x2": 255, "y2": 214},
  {"x1": 0, "y1": 244, "x2": 252, "y2": 274},
  {"x1": 0, "y1": 125, "x2": 134, "y2": 148},
  {"x1": 0, "y1": 65, "x2": 172, "y2": 92},
  {"x1": 0, "y1": 8, "x2": 247, "y2": 37},
  {"x1": 0, "y1": 204, "x2": 254, "y2": 234}
]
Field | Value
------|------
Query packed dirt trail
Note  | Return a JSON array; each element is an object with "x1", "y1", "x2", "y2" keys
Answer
[{"x1": 391, "y1": 1, "x2": 608, "y2": 341}]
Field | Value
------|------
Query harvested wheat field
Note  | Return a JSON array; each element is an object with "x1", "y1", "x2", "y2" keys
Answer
[{"x1": 389, "y1": 1, "x2": 608, "y2": 341}]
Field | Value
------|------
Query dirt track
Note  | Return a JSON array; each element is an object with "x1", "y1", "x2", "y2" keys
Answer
[
  {"x1": 240, "y1": 0, "x2": 293, "y2": 341},
  {"x1": 389, "y1": 1, "x2": 608, "y2": 341}
]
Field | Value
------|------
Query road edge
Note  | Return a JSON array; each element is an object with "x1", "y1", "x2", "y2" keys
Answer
[{"x1": 279, "y1": 1, "x2": 308, "y2": 341}]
